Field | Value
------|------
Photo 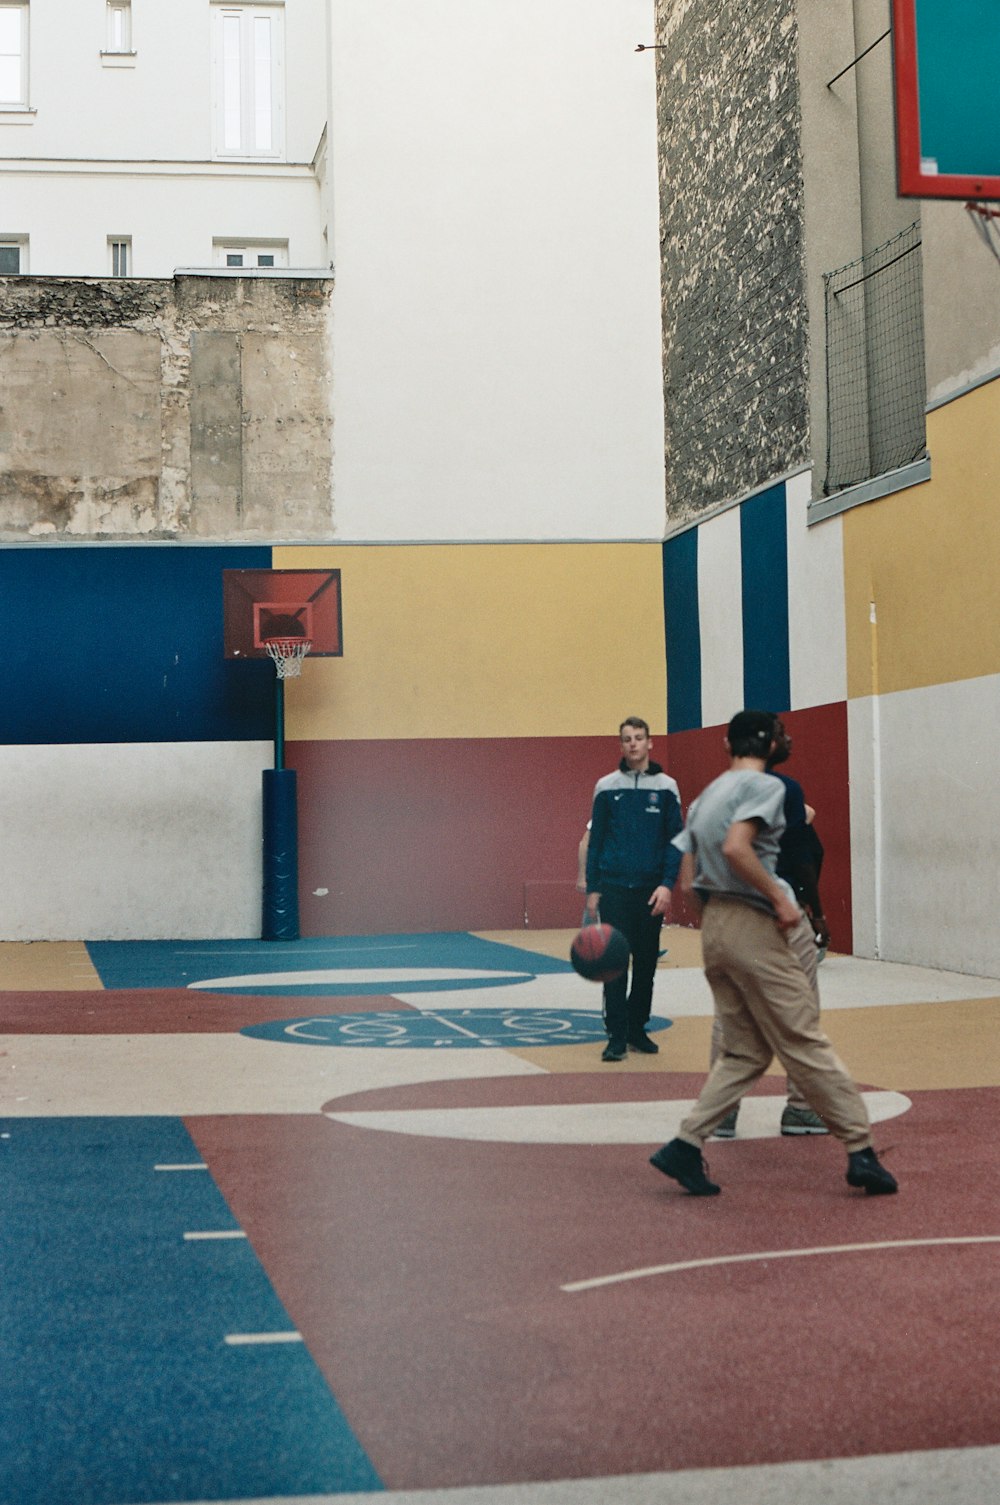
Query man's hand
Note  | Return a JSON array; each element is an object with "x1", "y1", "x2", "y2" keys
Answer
[
  {"x1": 648, "y1": 885, "x2": 672, "y2": 918},
  {"x1": 811, "y1": 913, "x2": 830, "y2": 948},
  {"x1": 772, "y1": 890, "x2": 801, "y2": 932},
  {"x1": 722, "y1": 820, "x2": 803, "y2": 932},
  {"x1": 585, "y1": 892, "x2": 601, "y2": 921}
]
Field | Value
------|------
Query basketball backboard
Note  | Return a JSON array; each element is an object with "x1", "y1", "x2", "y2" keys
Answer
[
  {"x1": 892, "y1": 0, "x2": 1000, "y2": 199},
  {"x1": 222, "y1": 568, "x2": 342, "y2": 659}
]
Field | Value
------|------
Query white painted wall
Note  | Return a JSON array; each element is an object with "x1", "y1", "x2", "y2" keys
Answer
[
  {"x1": 0, "y1": 743, "x2": 272, "y2": 940},
  {"x1": 696, "y1": 507, "x2": 744, "y2": 729},
  {"x1": 850, "y1": 674, "x2": 1000, "y2": 978},
  {"x1": 786, "y1": 470, "x2": 847, "y2": 710},
  {"x1": 327, "y1": 0, "x2": 666, "y2": 542}
]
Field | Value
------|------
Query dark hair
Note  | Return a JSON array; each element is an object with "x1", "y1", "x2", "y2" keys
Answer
[
  {"x1": 619, "y1": 716, "x2": 650, "y2": 737},
  {"x1": 727, "y1": 709, "x2": 777, "y2": 758}
]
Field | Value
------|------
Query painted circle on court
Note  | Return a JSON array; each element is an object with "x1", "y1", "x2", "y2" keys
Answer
[
  {"x1": 190, "y1": 967, "x2": 538, "y2": 996},
  {"x1": 241, "y1": 1009, "x2": 672, "y2": 1048}
]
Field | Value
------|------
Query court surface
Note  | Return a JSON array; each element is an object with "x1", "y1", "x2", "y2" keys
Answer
[{"x1": 4, "y1": 926, "x2": 1000, "y2": 1505}]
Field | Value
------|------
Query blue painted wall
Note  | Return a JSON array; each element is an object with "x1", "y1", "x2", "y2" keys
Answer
[{"x1": 0, "y1": 546, "x2": 274, "y2": 744}]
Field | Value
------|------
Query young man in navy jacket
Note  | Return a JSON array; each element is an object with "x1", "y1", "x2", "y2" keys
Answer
[{"x1": 585, "y1": 717, "x2": 682, "y2": 1061}]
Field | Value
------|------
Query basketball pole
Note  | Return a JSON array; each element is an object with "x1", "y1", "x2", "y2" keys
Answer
[{"x1": 262, "y1": 669, "x2": 300, "y2": 941}]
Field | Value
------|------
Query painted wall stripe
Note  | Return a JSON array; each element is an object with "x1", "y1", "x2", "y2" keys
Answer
[
  {"x1": 740, "y1": 482, "x2": 790, "y2": 713},
  {"x1": 697, "y1": 506, "x2": 745, "y2": 730},
  {"x1": 663, "y1": 529, "x2": 701, "y2": 734}
]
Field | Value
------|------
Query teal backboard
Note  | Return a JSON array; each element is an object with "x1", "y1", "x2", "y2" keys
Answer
[{"x1": 892, "y1": 0, "x2": 1000, "y2": 198}]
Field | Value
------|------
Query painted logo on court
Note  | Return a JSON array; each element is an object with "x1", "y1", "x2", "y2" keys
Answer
[{"x1": 242, "y1": 1009, "x2": 672, "y2": 1049}]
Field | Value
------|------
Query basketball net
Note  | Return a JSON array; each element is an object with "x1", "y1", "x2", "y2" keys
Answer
[
  {"x1": 966, "y1": 202, "x2": 1000, "y2": 267},
  {"x1": 263, "y1": 637, "x2": 312, "y2": 679}
]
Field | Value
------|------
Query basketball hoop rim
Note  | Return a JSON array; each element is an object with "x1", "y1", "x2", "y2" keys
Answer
[{"x1": 263, "y1": 636, "x2": 313, "y2": 678}]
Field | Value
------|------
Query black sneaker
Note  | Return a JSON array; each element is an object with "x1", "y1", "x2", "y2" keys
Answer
[
  {"x1": 628, "y1": 1033, "x2": 659, "y2": 1055},
  {"x1": 649, "y1": 1138, "x2": 721, "y2": 1196},
  {"x1": 846, "y1": 1147, "x2": 898, "y2": 1195},
  {"x1": 601, "y1": 1041, "x2": 627, "y2": 1062}
]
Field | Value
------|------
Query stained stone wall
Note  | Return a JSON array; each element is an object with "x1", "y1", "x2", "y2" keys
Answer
[
  {"x1": 655, "y1": 0, "x2": 809, "y2": 526},
  {"x1": 0, "y1": 274, "x2": 333, "y2": 541}
]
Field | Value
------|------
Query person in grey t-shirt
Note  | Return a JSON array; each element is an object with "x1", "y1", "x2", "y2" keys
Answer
[{"x1": 649, "y1": 709, "x2": 897, "y2": 1199}]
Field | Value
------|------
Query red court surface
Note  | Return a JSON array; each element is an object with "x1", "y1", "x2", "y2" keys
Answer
[{"x1": 189, "y1": 1076, "x2": 999, "y2": 1490}]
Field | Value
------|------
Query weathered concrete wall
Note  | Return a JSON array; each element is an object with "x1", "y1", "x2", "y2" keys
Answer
[
  {"x1": 0, "y1": 275, "x2": 333, "y2": 540},
  {"x1": 655, "y1": 0, "x2": 809, "y2": 526}
]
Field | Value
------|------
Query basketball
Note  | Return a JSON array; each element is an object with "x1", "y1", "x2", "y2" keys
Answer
[{"x1": 570, "y1": 923, "x2": 630, "y2": 983}]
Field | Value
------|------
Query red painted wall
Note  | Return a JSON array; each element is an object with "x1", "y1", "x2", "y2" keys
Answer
[
  {"x1": 663, "y1": 702, "x2": 852, "y2": 952},
  {"x1": 289, "y1": 737, "x2": 619, "y2": 936},
  {"x1": 288, "y1": 707, "x2": 851, "y2": 945}
]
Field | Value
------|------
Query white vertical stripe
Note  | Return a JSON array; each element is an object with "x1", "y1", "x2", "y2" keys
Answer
[
  {"x1": 785, "y1": 470, "x2": 847, "y2": 710},
  {"x1": 697, "y1": 507, "x2": 744, "y2": 729},
  {"x1": 847, "y1": 695, "x2": 878, "y2": 959}
]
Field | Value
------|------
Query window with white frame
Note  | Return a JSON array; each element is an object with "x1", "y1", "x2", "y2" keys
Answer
[
  {"x1": 106, "y1": 1, "x2": 132, "y2": 53},
  {"x1": 212, "y1": 5, "x2": 284, "y2": 158},
  {"x1": 214, "y1": 240, "x2": 288, "y2": 268},
  {"x1": 0, "y1": 3, "x2": 28, "y2": 108},
  {"x1": 109, "y1": 237, "x2": 131, "y2": 276},
  {"x1": 0, "y1": 237, "x2": 26, "y2": 273}
]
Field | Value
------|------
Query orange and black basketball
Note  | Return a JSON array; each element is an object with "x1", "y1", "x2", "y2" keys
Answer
[{"x1": 569, "y1": 923, "x2": 630, "y2": 983}]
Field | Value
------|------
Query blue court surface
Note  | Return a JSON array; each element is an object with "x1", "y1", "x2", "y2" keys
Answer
[
  {"x1": 85, "y1": 933, "x2": 572, "y2": 993},
  {"x1": 1, "y1": 1118, "x2": 382, "y2": 1505}
]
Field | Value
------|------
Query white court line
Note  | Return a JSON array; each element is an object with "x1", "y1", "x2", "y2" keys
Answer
[
  {"x1": 224, "y1": 1331, "x2": 303, "y2": 1346},
  {"x1": 183, "y1": 1230, "x2": 247, "y2": 1241},
  {"x1": 562, "y1": 1235, "x2": 1000, "y2": 1293},
  {"x1": 153, "y1": 1163, "x2": 207, "y2": 1172}
]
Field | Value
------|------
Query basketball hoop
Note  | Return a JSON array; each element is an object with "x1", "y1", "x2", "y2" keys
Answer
[
  {"x1": 263, "y1": 637, "x2": 312, "y2": 679},
  {"x1": 965, "y1": 201, "x2": 1000, "y2": 266}
]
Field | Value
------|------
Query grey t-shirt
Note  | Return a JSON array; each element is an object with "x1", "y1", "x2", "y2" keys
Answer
[{"x1": 673, "y1": 768, "x2": 797, "y2": 915}]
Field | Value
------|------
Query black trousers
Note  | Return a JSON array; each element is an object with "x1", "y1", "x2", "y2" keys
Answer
[{"x1": 598, "y1": 885, "x2": 663, "y2": 1045}]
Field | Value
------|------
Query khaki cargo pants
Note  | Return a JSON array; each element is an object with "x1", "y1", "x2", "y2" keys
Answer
[{"x1": 679, "y1": 896, "x2": 872, "y2": 1152}]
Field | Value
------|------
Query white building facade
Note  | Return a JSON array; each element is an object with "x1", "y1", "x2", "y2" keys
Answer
[{"x1": 0, "y1": 0, "x2": 328, "y2": 277}]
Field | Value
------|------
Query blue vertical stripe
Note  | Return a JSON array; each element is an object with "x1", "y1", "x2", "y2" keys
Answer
[
  {"x1": 740, "y1": 484, "x2": 790, "y2": 713},
  {"x1": 663, "y1": 531, "x2": 701, "y2": 734}
]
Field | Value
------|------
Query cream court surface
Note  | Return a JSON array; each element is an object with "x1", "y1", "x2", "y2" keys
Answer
[{"x1": 3, "y1": 927, "x2": 1000, "y2": 1505}]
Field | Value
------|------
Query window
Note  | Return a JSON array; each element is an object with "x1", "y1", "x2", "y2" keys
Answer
[
  {"x1": 109, "y1": 237, "x2": 131, "y2": 276},
  {"x1": 0, "y1": 237, "x2": 26, "y2": 273},
  {"x1": 214, "y1": 240, "x2": 287, "y2": 268},
  {"x1": 0, "y1": 3, "x2": 28, "y2": 108},
  {"x1": 106, "y1": 1, "x2": 131, "y2": 53},
  {"x1": 212, "y1": 5, "x2": 284, "y2": 158}
]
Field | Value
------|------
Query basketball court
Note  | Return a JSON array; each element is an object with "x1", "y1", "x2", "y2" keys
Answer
[
  {"x1": 5, "y1": 10, "x2": 1000, "y2": 1504},
  {"x1": 5, "y1": 926, "x2": 1000, "y2": 1505}
]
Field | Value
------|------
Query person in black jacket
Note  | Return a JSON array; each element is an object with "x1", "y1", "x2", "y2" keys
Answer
[
  {"x1": 585, "y1": 717, "x2": 683, "y2": 1061},
  {"x1": 767, "y1": 720, "x2": 830, "y2": 960}
]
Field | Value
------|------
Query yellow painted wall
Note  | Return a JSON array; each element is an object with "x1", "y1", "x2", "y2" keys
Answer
[
  {"x1": 274, "y1": 543, "x2": 666, "y2": 740},
  {"x1": 844, "y1": 377, "x2": 1000, "y2": 698}
]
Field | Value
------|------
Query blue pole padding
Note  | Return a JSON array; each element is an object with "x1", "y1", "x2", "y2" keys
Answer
[{"x1": 262, "y1": 767, "x2": 299, "y2": 941}]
